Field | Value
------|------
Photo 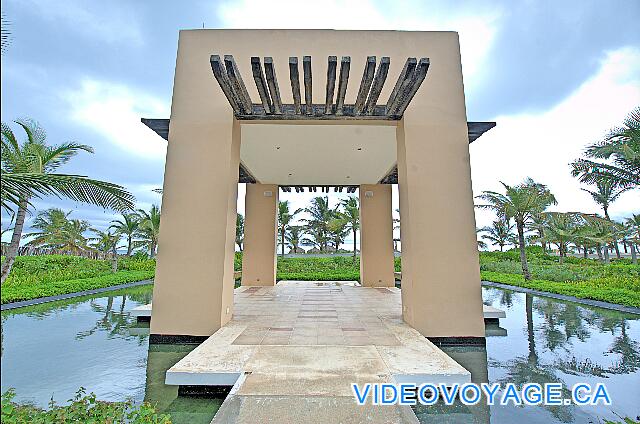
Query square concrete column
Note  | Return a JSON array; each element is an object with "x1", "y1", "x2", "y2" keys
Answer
[
  {"x1": 396, "y1": 34, "x2": 484, "y2": 339},
  {"x1": 359, "y1": 184, "x2": 395, "y2": 287},
  {"x1": 241, "y1": 184, "x2": 278, "y2": 286},
  {"x1": 150, "y1": 33, "x2": 241, "y2": 340}
]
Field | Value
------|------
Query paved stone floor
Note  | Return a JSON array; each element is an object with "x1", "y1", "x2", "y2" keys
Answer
[{"x1": 164, "y1": 281, "x2": 476, "y2": 423}]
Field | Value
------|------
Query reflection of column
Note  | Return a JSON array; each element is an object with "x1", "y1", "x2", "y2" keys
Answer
[
  {"x1": 396, "y1": 33, "x2": 484, "y2": 339},
  {"x1": 444, "y1": 346, "x2": 491, "y2": 424},
  {"x1": 145, "y1": 344, "x2": 219, "y2": 422},
  {"x1": 359, "y1": 184, "x2": 395, "y2": 287},
  {"x1": 241, "y1": 184, "x2": 278, "y2": 286}
]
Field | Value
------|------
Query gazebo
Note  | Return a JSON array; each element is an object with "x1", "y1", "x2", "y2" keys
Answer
[{"x1": 143, "y1": 29, "x2": 494, "y2": 344}]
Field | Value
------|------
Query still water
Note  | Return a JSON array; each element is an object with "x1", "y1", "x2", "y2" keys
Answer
[{"x1": 1, "y1": 284, "x2": 639, "y2": 423}]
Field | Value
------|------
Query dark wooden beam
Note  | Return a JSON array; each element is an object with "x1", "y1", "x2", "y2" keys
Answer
[
  {"x1": 264, "y1": 57, "x2": 283, "y2": 115},
  {"x1": 385, "y1": 58, "x2": 416, "y2": 115},
  {"x1": 224, "y1": 55, "x2": 252, "y2": 114},
  {"x1": 289, "y1": 57, "x2": 302, "y2": 114},
  {"x1": 251, "y1": 57, "x2": 272, "y2": 114},
  {"x1": 303, "y1": 56, "x2": 313, "y2": 115},
  {"x1": 364, "y1": 56, "x2": 390, "y2": 115},
  {"x1": 354, "y1": 56, "x2": 376, "y2": 115},
  {"x1": 241, "y1": 104, "x2": 390, "y2": 120},
  {"x1": 325, "y1": 56, "x2": 337, "y2": 114},
  {"x1": 210, "y1": 55, "x2": 241, "y2": 113},
  {"x1": 391, "y1": 58, "x2": 430, "y2": 116},
  {"x1": 335, "y1": 56, "x2": 351, "y2": 116}
]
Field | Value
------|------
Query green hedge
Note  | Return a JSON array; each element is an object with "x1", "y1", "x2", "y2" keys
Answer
[
  {"x1": 276, "y1": 256, "x2": 360, "y2": 281},
  {"x1": 1, "y1": 270, "x2": 154, "y2": 304},
  {"x1": 481, "y1": 271, "x2": 640, "y2": 308}
]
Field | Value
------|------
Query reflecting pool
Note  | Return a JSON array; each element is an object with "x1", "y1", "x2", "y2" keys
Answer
[{"x1": 1, "y1": 284, "x2": 639, "y2": 423}]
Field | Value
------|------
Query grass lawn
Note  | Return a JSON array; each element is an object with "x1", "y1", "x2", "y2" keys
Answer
[{"x1": 1, "y1": 255, "x2": 155, "y2": 304}]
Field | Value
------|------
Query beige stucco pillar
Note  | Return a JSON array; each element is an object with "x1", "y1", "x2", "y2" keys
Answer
[
  {"x1": 396, "y1": 34, "x2": 484, "y2": 339},
  {"x1": 359, "y1": 184, "x2": 395, "y2": 287},
  {"x1": 150, "y1": 33, "x2": 240, "y2": 339},
  {"x1": 241, "y1": 184, "x2": 278, "y2": 286}
]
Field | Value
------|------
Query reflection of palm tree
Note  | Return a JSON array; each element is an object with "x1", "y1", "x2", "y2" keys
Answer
[
  {"x1": 75, "y1": 295, "x2": 147, "y2": 345},
  {"x1": 606, "y1": 320, "x2": 640, "y2": 375},
  {"x1": 494, "y1": 293, "x2": 574, "y2": 423}
]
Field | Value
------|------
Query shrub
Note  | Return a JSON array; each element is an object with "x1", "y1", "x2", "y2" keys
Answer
[{"x1": 1, "y1": 388, "x2": 170, "y2": 423}]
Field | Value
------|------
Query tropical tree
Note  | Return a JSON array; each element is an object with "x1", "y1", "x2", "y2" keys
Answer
[
  {"x1": 480, "y1": 218, "x2": 515, "y2": 252},
  {"x1": 277, "y1": 201, "x2": 302, "y2": 255},
  {"x1": 236, "y1": 213, "x2": 244, "y2": 252},
  {"x1": 328, "y1": 218, "x2": 349, "y2": 253},
  {"x1": 580, "y1": 179, "x2": 629, "y2": 258},
  {"x1": 91, "y1": 229, "x2": 122, "y2": 272},
  {"x1": 332, "y1": 197, "x2": 360, "y2": 257},
  {"x1": 539, "y1": 212, "x2": 582, "y2": 263},
  {"x1": 23, "y1": 208, "x2": 92, "y2": 254},
  {"x1": 625, "y1": 214, "x2": 640, "y2": 264},
  {"x1": 135, "y1": 205, "x2": 161, "y2": 258},
  {"x1": 1, "y1": 119, "x2": 134, "y2": 284},
  {"x1": 109, "y1": 213, "x2": 139, "y2": 256},
  {"x1": 476, "y1": 178, "x2": 557, "y2": 280},
  {"x1": 571, "y1": 107, "x2": 640, "y2": 189},
  {"x1": 285, "y1": 225, "x2": 305, "y2": 254},
  {"x1": 303, "y1": 196, "x2": 335, "y2": 253}
]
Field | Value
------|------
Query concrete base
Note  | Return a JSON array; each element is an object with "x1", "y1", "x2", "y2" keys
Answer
[{"x1": 165, "y1": 281, "x2": 473, "y2": 423}]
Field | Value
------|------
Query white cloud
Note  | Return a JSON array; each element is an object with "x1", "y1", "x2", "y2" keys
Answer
[
  {"x1": 215, "y1": 0, "x2": 501, "y2": 84},
  {"x1": 62, "y1": 79, "x2": 169, "y2": 159},
  {"x1": 470, "y1": 46, "x2": 640, "y2": 233},
  {"x1": 9, "y1": 0, "x2": 143, "y2": 45}
]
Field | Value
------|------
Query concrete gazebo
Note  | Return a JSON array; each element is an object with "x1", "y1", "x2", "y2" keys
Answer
[{"x1": 143, "y1": 29, "x2": 494, "y2": 345}]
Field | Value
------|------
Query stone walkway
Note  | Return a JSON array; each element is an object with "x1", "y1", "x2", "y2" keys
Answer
[{"x1": 164, "y1": 281, "x2": 474, "y2": 423}]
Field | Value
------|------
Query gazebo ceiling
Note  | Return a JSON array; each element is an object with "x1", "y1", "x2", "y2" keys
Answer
[
  {"x1": 210, "y1": 55, "x2": 430, "y2": 120},
  {"x1": 140, "y1": 119, "x2": 495, "y2": 186},
  {"x1": 141, "y1": 54, "x2": 495, "y2": 187}
]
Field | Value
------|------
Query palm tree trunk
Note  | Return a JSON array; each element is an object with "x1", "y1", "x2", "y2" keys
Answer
[
  {"x1": 631, "y1": 243, "x2": 637, "y2": 265},
  {"x1": 516, "y1": 220, "x2": 531, "y2": 280},
  {"x1": 111, "y1": 245, "x2": 118, "y2": 273},
  {"x1": 583, "y1": 246, "x2": 588, "y2": 259},
  {"x1": 558, "y1": 242, "x2": 564, "y2": 264},
  {"x1": 281, "y1": 228, "x2": 285, "y2": 256},
  {"x1": 352, "y1": 228, "x2": 357, "y2": 258},
  {"x1": 126, "y1": 235, "x2": 133, "y2": 256},
  {"x1": 596, "y1": 244, "x2": 603, "y2": 262},
  {"x1": 604, "y1": 245, "x2": 610, "y2": 264},
  {"x1": 604, "y1": 208, "x2": 621, "y2": 259},
  {"x1": 622, "y1": 240, "x2": 628, "y2": 254},
  {"x1": 0, "y1": 198, "x2": 29, "y2": 285}
]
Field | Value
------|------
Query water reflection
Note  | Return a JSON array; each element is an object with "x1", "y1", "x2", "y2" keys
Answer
[{"x1": 1, "y1": 285, "x2": 639, "y2": 423}]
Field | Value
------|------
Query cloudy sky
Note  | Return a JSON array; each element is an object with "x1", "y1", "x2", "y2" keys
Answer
[{"x1": 1, "y1": 0, "x2": 639, "y2": 250}]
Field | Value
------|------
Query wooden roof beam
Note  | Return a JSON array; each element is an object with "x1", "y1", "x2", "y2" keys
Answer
[{"x1": 289, "y1": 57, "x2": 302, "y2": 114}]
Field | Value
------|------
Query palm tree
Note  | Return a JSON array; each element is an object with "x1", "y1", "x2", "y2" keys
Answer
[
  {"x1": 625, "y1": 214, "x2": 640, "y2": 264},
  {"x1": 285, "y1": 225, "x2": 305, "y2": 254},
  {"x1": 581, "y1": 179, "x2": 629, "y2": 258},
  {"x1": 328, "y1": 218, "x2": 348, "y2": 252},
  {"x1": 1, "y1": 119, "x2": 134, "y2": 284},
  {"x1": 480, "y1": 218, "x2": 515, "y2": 252},
  {"x1": 91, "y1": 229, "x2": 122, "y2": 272},
  {"x1": 236, "y1": 213, "x2": 244, "y2": 252},
  {"x1": 303, "y1": 196, "x2": 334, "y2": 253},
  {"x1": 23, "y1": 208, "x2": 92, "y2": 254},
  {"x1": 135, "y1": 205, "x2": 161, "y2": 258},
  {"x1": 109, "y1": 213, "x2": 139, "y2": 257},
  {"x1": 540, "y1": 212, "x2": 582, "y2": 264},
  {"x1": 477, "y1": 178, "x2": 557, "y2": 280},
  {"x1": 333, "y1": 197, "x2": 360, "y2": 257},
  {"x1": 571, "y1": 107, "x2": 640, "y2": 189},
  {"x1": 277, "y1": 201, "x2": 302, "y2": 256}
]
